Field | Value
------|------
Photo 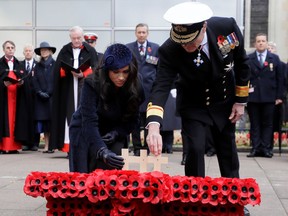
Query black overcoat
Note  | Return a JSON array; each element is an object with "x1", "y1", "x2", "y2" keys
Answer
[
  {"x1": 147, "y1": 17, "x2": 251, "y2": 132},
  {"x1": 50, "y1": 42, "x2": 98, "y2": 149}
]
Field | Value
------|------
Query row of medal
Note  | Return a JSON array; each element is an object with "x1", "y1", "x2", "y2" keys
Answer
[{"x1": 217, "y1": 32, "x2": 239, "y2": 56}]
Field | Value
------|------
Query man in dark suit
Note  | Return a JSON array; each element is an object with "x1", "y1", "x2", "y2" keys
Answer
[
  {"x1": 247, "y1": 33, "x2": 283, "y2": 158},
  {"x1": 21, "y1": 44, "x2": 39, "y2": 151},
  {"x1": 126, "y1": 23, "x2": 159, "y2": 156}
]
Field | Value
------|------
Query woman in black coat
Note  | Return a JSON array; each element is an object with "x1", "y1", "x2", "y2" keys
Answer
[
  {"x1": 69, "y1": 43, "x2": 144, "y2": 173},
  {"x1": 32, "y1": 42, "x2": 56, "y2": 153}
]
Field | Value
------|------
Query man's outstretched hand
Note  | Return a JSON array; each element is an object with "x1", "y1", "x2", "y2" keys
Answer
[{"x1": 146, "y1": 123, "x2": 162, "y2": 156}]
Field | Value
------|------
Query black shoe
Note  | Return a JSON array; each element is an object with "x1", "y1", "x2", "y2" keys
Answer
[
  {"x1": 43, "y1": 150, "x2": 54, "y2": 154},
  {"x1": 30, "y1": 146, "x2": 38, "y2": 151},
  {"x1": 206, "y1": 150, "x2": 216, "y2": 157},
  {"x1": 181, "y1": 154, "x2": 186, "y2": 165},
  {"x1": 3, "y1": 150, "x2": 19, "y2": 154},
  {"x1": 263, "y1": 152, "x2": 273, "y2": 158},
  {"x1": 247, "y1": 150, "x2": 259, "y2": 157},
  {"x1": 134, "y1": 149, "x2": 140, "y2": 156},
  {"x1": 244, "y1": 207, "x2": 250, "y2": 216},
  {"x1": 22, "y1": 146, "x2": 30, "y2": 151},
  {"x1": 166, "y1": 149, "x2": 173, "y2": 154}
]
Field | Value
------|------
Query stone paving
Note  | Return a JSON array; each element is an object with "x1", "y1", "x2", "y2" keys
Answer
[{"x1": 0, "y1": 149, "x2": 287, "y2": 215}]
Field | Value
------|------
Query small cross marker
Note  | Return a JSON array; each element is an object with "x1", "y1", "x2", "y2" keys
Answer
[{"x1": 121, "y1": 149, "x2": 168, "y2": 172}]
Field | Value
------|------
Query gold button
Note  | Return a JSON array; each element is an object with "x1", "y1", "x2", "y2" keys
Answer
[
  {"x1": 205, "y1": 89, "x2": 209, "y2": 92},
  {"x1": 206, "y1": 97, "x2": 210, "y2": 100},
  {"x1": 224, "y1": 95, "x2": 226, "y2": 99},
  {"x1": 224, "y1": 88, "x2": 226, "y2": 92},
  {"x1": 206, "y1": 102, "x2": 210, "y2": 105},
  {"x1": 222, "y1": 80, "x2": 225, "y2": 84}
]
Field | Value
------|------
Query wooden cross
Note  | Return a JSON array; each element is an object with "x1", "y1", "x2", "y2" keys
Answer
[{"x1": 121, "y1": 149, "x2": 168, "y2": 172}]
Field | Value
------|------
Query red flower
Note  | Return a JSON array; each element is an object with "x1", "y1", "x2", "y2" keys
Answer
[
  {"x1": 220, "y1": 178, "x2": 231, "y2": 196},
  {"x1": 106, "y1": 174, "x2": 120, "y2": 198},
  {"x1": 147, "y1": 47, "x2": 152, "y2": 53},
  {"x1": 190, "y1": 192, "x2": 201, "y2": 203},
  {"x1": 264, "y1": 61, "x2": 268, "y2": 67},
  {"x1": 111, "y1": 199, "x2": 135, "y2": 213},
  {"x1": 190, "y1": 177, "x2": 200, "y2": 195},
  {"x1": 228, "y1": 192, "x2": 240, "y2": 204},
  {"x1": 199, "y1": 177, "x2": 211, "y2": 195},
  {"x1": 23, "y1": 185, "x2": 40, "y2": 198},
  {"x1": 118, "y1": 175, "x2": 130, "y2": 191},
  {"x1": 48, "y1": 185, "x2": 61, "y2": 198}
]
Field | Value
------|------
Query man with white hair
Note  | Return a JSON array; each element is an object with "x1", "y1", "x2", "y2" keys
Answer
[{"x1": 50, "y1": 26, "x2": 98, "y2": 154}]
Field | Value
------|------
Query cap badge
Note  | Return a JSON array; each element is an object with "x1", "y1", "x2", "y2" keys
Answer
[{"x1": 174, "y1": 25, "x2": 187, "y2": 32}]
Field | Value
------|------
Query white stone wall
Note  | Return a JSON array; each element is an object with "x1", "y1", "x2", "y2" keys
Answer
[{"x1": 269, "y1": 0, "x2": 288, "y2": 62}]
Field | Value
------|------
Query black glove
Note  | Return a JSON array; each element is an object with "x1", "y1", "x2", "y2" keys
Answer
[
  {"x1": 102, "y1": 131, "x2": 118, "y2": 145},
  {"x1": 97, "y1": 147, "x2": 124, "y2": 169},
  {"x1": 37, "y1": 91, "x2": 50, "y2": 100}
]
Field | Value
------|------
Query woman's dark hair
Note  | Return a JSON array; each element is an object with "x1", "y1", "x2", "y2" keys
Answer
[{"x1": 93, "y1": 53, "x2": 142, "y2": 122}]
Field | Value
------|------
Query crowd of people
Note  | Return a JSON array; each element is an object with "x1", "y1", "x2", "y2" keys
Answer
[
  {"x1": 0, "y1": 0, "x2": 286, "y2": 183},
  {"x1": 2, "y1": 3, "x2": 288, "y2": 215}
]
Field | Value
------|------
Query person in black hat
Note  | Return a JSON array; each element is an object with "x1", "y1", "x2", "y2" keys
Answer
[
  {"x1": 69, "y1": 43, "x2": 144, "y2": 173},
  {"x1": 32, "y1": 42, "x2": 56, "y2": 153},
  {"x1": 84, "y1": 32, "x2": 98, "y2": 48},
  {"x1": 146, "y1": 3, "x2": 251, "y2": 214}
]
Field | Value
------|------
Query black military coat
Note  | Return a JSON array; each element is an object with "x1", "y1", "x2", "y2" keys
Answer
[{"x1": 147, "y1": 17, "x2": 250, "y2": 131}]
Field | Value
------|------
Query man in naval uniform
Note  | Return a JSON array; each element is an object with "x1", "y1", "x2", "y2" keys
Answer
[{"x1": 145, "y1": 3, "x2": 250, "y2": 215}]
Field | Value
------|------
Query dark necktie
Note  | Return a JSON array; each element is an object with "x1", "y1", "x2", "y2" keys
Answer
[
  {"x1": 139, "y1": 45, "x2": 145, "y2": 56},
  {"x1": 259, "y1": 53, "x2": 264, "y2": 67},
  {"x1": 27, "y1": 61, "x2": 31, "y2": 72}
]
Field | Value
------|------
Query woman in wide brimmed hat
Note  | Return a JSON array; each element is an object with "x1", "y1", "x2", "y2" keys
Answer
[{"x1": 32, "y1": 41, "x2": 56, "y2": 153}]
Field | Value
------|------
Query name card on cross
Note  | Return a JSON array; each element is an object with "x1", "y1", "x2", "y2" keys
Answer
[{"x1": 121, "y1": 149, "x2": 168, "y2": 172}]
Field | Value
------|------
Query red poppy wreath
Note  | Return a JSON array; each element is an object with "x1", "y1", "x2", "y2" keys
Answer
[{"x1": 24, "y1": 169, "x2": 261, "y2": 215}]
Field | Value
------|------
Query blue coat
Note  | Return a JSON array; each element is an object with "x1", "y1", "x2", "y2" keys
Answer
[
  {"x1": 32, "y1": 56, "x2": 55, "y2": 120},
  {"x1": 248, "y1": 51, "x2": 283, "y2": 103},
  {"x1": 126, "y1": 41, "x2": 159, "y2": 112},
  {"x1": 69, "y1": 74, "x2": 144, "y2": 172}
]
